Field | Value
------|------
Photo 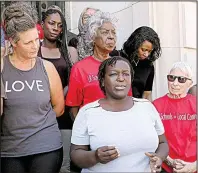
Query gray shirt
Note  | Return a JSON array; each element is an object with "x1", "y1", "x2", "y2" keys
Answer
[{"x1": 1, "y1": 56, "x2": 62, "y2": 157}]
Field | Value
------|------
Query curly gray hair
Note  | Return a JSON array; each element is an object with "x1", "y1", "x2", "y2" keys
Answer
[
  {"x1": 77, "y1": 7, "x2": 100, "y2": 60},
  {"x1": 77, "y1": 10, "x2": 117, "y2": 60},
  {"x1": 78, "y1": 7, "x2": 100, "y2": 34}
]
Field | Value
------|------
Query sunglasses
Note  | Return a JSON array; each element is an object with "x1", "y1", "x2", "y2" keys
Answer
[{"x1": 167, "y1": 75, "x2": 192, "y2": 83}]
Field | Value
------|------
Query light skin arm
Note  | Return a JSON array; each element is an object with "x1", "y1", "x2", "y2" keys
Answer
[
  {"x1": 43, "y1": 60, "x2": 64, "y2": 117},
  {"x1": 1, "y1": 47, "x2": 5, "y2": 58},
  {"x1": 143, "y1": 91, "x2": 152, "y2": 101}
]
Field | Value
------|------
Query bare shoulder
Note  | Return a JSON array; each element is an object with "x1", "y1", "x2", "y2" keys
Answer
[
  {"x1": 41, "y1": 59, "x2": 57, "y2": 75},
  {"x1": 42, "y1": 59, "x2": 55, "y2": 69},
  {"x1": 41, "y1": 59, "x2": 58, "y2": 79}
]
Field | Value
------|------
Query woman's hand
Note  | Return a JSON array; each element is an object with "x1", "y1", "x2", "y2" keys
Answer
[
  {"x1": 173, "y1": 160, "x2": 196, "y2": 173},
  {"x1": 145, "y1": 152, "x2": 163, "y2": 173},
  {"x1": 95, "y1": 146, "x2": 119, "y2": 164},
  {"x1": 172, "y1": 159, "x2": 185, "y2": 170}
]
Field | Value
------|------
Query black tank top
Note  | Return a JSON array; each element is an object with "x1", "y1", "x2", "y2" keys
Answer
[
  {"x1": 38, "y1": 46, "x2": 68, "y2": 88},
  {"x1": 38, "y1": 45, "x2": 73, "y2": 129}
]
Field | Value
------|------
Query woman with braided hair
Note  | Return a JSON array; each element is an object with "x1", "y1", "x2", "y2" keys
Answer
[
  {"x1": 38, "y1": 5, "x2": 74, "y2": 172},
  {"x1": 1, "y1": 3, "x2": 64, "y2": 173},
  {"x1": 70, "y1": 56, "x2": 168, "y2": 172},
  {"x1": 110, "y1": 26, "x2": 162, "y2": 101}
]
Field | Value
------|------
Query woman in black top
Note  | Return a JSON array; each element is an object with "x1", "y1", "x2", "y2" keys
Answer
[
  {"x1": 110, "y1": 26, "x2": 161, "y2": 101},
  {"x1": 37, "y1": 5, "x2": 73, "y2": 172}
]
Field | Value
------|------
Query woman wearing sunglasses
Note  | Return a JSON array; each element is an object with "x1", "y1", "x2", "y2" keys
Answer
[{"x1": 153, "y1": 61, "x2": 196, "y2": 173}]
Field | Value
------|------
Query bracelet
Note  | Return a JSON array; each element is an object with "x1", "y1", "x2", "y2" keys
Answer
[{"x1": 165, "y1": 158, "x2": 172, "y2": 166}]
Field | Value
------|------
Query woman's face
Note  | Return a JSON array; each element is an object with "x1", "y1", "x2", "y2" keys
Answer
[
  {"x1": 82, "y1": 8, "x2": 96, "y2": 25},
  {"x1": 94, "y1": 22, "x2": 117, "y2": 54},
  {"x1": 167, "y1": 68, "x2": 193, "y2": 98},
  {"x1": 42, "y1": 12, "x2": 63, "y2": 41},
  {"x1": 137, "y1": 40, "x2": 153, "y2": 60},
  {"x1": 13, "y1": 27, "x2": 39, "y2": 59},
  {"x1": 103, "y1": 60, "x2": 131, "y2": 100}
]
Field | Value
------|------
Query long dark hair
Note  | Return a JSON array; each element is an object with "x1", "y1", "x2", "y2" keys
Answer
[
  {"x1": 123, "y1": 26, "x2": 161, "y2": 64},
  {"x1": 42, "y1": 9, "x2": 72, "y2": 73}
]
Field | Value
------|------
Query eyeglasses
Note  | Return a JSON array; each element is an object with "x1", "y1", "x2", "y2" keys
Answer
[{"x1": 167, "y1": 75, "x2": 192, "y2": 83}]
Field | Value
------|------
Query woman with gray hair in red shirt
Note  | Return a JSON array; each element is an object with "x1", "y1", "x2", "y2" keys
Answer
[{"x1": 153, "y1": 61, "x2": 196, "y2": 173}]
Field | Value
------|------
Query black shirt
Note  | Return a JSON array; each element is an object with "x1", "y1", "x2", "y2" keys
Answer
[
  {"x1": 132, "y1": 59, "x2": 154, "y2": 98},
  {"x1": 110, "y1": 50, "x2": 154, "y2": 98},
  {"x1": 38, "y1": 46, "x2": 73, "y2": 130}
]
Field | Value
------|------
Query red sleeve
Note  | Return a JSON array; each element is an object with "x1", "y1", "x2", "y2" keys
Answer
[
  {"x1": 128, "y1": 87, "x2": 133, "y2": 96},
  {"x1": 65, "y1": 65, "x2": 83, "y2": 107},
  {"x1": 36, "y1": 24, "x2": 44, "y2": 40}
]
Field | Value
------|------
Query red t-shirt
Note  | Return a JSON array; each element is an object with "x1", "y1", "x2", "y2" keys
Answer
[
  {"x1": 66, "y1": 56, "x2": 132, "y2": 107},
  {"x1": 153, "y1": 94, "x2": 196, "y2": 173}
]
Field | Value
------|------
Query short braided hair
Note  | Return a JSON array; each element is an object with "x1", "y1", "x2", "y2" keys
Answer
[{"x1": 98, "y1": 56, "x2": 134, "y2": 94}]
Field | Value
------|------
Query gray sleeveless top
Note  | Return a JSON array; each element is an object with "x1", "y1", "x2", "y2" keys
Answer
[{"x1": 1, "y1": 56, "x2": 63, "y2": 157}]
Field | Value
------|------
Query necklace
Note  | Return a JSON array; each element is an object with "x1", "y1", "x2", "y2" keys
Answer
[
  {"x1": 122, "y1": 49, "x2": 139, "y2": 66},
  {"x1": 133, "y1": 59, "x2": 139, "y2": 66}
]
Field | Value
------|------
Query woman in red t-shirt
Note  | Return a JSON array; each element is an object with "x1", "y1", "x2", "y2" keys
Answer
[
  {"x1": 153, "y1": 62, "x2": 196, "y2": 173},
  {"x1": 66, "y1": 11, "x2": 118, "y2": 118}
]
